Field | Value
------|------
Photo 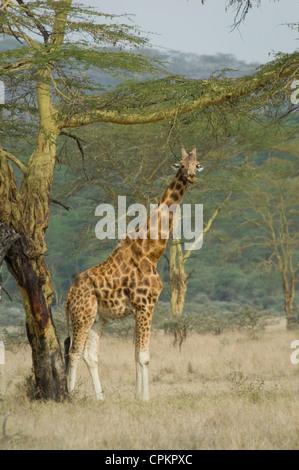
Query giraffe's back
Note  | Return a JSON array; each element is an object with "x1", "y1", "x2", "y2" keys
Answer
[{"x1": 65, "y1": 238, "x2": 163, "y2": 329}]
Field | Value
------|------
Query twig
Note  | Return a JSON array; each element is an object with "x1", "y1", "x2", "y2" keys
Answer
[
  {"x1": 59, "y1": 131, "x2": 89, "y2": 181},
  {"x1": 50, "y1": 73, "x2": 71, "y2": 101},
  {"x1": 2, "y1": 413, "x2": 10, "y2": 440},
  {"x1": 51, "y1": 199, "x2": 70, "y2": 211},
  {"x1": 15, "y1": 0, "x2": 49, "y2": 44},
  {"x1": 2, "y1": 287, "x2": 13, "y2": 302}
]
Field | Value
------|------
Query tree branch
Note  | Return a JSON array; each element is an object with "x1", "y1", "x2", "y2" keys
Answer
[
  {"x1": 183, "y1": 190, "x2": 233, "y2": 263},
  {"x1": 16, "y1": 0, "x2": 50, "y2": 44},
  {"x1": 59, "y1": 130, "x2": 89, "y2": 180},
  {"x1": 9, "y1": 19, "x2": 39, "y2": 49},
  {"x1": 2, "y1": 285, "x2": 13, "y2": 302},
  {"x1": 57, "y1": 53, "x2": 299, "y2": 128},
  {"x1": 50, "y1": 0, "x2": 72, "y2": 49},
  {"x1": 3, "y1": 149, "x2": 28, "y2": 175},
  {"x1": 0, "y1": 59, "x2": 30, "y2": 73},
  {"x1": 51, "y1": 199, "x2": 70, "y2": 211},
  {"x1": 0, "y1": 25, "x2": 24, "y2": 44}
]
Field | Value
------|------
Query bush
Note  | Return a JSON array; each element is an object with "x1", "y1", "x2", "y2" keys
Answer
[
  {"x1": 232, "y1": 304, "x2": 277, "y2": 338},
  {"x1": 156, "y1": 301, "x2": 277, "y2": 338}
]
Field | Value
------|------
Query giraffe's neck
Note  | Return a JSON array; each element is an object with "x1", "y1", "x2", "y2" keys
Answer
[{"x1": 130, "y1": 169, "x2": 188, "y2": 264}]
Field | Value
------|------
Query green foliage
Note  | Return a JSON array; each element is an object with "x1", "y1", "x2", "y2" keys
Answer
[
  {"x1": 0, "y1": 318, "x2": 27, "y2": 352},
  {"x1": 230, "y1": 304, "x2": 276, "y2": 338},
  {"x1": 0, "y1": 2, "x2": 163, "y2": 149}
]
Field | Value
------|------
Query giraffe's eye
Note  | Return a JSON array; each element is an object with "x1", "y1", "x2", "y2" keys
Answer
[{"x1": 196, "y1": 164, "x2": 204, "y2": 172}]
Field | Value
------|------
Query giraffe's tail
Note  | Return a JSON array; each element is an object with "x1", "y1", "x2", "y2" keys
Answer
[
  {"x1": 65, "y1": 289, "x2": 71, "y2": 336},
  {"x1": 64, "y1": 336, "x2": 71, "y2": 374},
  {"x1": 64, "y1": 290, "x2": 71, "y2": 373}
]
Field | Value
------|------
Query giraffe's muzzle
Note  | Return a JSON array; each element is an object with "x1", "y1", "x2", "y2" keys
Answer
[{"x1": 187, "y1": 174, "x2": 196, "y2": 183}]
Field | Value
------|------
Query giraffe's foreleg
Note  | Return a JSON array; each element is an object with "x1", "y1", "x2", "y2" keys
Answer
[
  {"x1": 135, "y1": 307, "x2": 154, "y2": 401},
  {"x1": 135, "y1": 349, "x2": 150, "y2": 401}
]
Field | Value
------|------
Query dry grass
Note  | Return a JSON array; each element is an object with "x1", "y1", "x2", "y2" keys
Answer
[{"x1": 1, "y1": 319, "x2": 299, "y2": 450}]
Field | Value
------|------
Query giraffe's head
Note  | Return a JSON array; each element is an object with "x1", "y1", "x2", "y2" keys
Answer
[{"x1": 172, "y1": 146, "x2": 204, "y2": 183}]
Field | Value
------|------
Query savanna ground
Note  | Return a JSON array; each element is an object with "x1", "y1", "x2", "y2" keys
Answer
[{"x1": 0, "y1": 318, "x2": 299, "y2": 450}]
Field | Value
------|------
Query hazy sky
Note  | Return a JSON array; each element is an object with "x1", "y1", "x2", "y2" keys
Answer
[{"x1": 85, "y1": 0, "x2": 298, "y2": 64}]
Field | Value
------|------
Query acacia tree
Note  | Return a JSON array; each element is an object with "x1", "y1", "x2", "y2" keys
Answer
[
  {"x1": 0, "y1": 0, "x2": 298, "y2": 400},
  {"x1": 169, "y1": 191, "x2": 232, "y2": 316},
  {"x1": 168, "y1": 109, "x2": 299, "y2": 335},
  {"x1": 232, "y1": 155, "x2": 299, "y2": 327},
  {"x1": 0, "y1": 0, "x2": 160, "y2": 401}
]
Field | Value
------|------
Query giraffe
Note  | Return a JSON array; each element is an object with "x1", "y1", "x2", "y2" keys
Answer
[{"x1": 64, "y1": 146, "x2": 203, "y2": 400}]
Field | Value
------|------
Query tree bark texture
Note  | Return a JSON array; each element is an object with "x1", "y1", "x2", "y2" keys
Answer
[
  {"x1": 169, "y1": 239, "x2": 188, "y2": 318},
  {"x1": 5, "y1": 237, "x2": 68, "y2": 400},
  {"x1": 0, "y1": 124, "x2": 68, "y2": 401}
]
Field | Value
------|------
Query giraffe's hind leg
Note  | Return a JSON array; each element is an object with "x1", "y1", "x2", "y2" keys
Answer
[
  {"x1": 67, "y1": 294, "x2": 98, "y2": 396},
  {"x1": 83, "y1": 318, "x2": 106, "y2": 400},
  {"x1": 67, "y1": 325, "x2": 90, "y2": 396}
]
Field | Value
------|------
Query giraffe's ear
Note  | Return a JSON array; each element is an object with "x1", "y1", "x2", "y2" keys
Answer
[{"x1": 171, "y1": 163, "x2": 182, "y2": 171}]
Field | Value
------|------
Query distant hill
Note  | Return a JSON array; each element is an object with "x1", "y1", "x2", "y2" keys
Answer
[
  {"x1": 142, "y1": 48, "x2": 259, "y2": 79},
  {"x1": 0, "y1": 34, "x2": 22, "y2": 50},
  {"x1": 0, "y1": 34, "x2": 259, "y2": 86}
]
